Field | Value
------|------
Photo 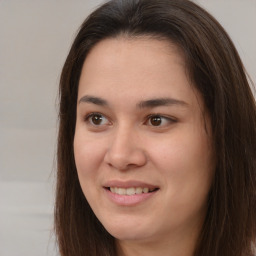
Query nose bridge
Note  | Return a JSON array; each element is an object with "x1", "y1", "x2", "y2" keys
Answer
[
  {"x1": 104, "y1": 123, "x2": 147, "y2": 170},
  {"x1": 112, "y1": 124, "x2": 133, "y2": 151}
]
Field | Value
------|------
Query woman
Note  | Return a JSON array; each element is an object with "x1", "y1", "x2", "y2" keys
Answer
[{"x1": 55, "y1": 0, "x2": 256, "y2": 255}]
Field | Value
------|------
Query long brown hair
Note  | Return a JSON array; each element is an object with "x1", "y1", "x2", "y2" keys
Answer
[{"x1": 55, "y1": 0, "x2": 256, "y2": 255}]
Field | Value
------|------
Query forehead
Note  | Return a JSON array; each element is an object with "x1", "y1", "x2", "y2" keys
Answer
[
  {"x1": 78, "y1": 37, "x2": 201, "y2": 109},
  {"x1": 81, "y1": 37, "x2": 185, "y2": 78}
]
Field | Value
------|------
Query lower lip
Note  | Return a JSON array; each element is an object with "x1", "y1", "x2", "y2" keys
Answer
[{"x1": 104, "y1": 188, "x2": 158, "y2": 206}]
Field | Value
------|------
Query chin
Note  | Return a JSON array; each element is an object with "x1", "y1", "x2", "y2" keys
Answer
[{"x1": 103, "y1": 221, "x2": 155, "y2": 241}]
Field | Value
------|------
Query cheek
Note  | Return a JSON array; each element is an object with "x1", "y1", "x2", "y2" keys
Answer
[
  {"x1": 148, "y1": 127, "x2": 214, "y2": 191},
  {"x1": 73, "y1": 131, "x2": 106, "y2": 184}
]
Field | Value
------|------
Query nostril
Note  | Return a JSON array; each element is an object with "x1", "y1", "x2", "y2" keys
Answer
[{"x1": 104, "y1": 142, "x2": 147, "y2": 170}]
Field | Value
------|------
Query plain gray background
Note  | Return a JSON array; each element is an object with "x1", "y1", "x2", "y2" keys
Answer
[{"x1": 0, "y1": 1, "x2": 255, "y2": 255}]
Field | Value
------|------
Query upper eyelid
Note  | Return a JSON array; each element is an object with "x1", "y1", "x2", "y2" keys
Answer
[
  {"x1": 85, "y1": 112, "x2": 102, "y2": 118},
  {"x1": 145, "y1": 114, "x2": 177, "y2": 121},
  {"x1": 85, "y1": 112, "x2": 109, "y2": 119},
  {"x1": 85, "y1": 112, "x2": 108, "y2": 119}
]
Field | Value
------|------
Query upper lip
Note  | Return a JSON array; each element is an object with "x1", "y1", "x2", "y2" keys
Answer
[{"x1": 103, "y1": 180, "x2": 159, "y2": 189}]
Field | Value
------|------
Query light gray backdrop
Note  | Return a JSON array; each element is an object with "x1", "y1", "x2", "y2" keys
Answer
[{"x1": 0, "y1": 1, "x2": 255, "y2": 255}]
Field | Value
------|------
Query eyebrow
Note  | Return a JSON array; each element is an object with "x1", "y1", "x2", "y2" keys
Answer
[
  {"x1": 78, "y1": 95, "x2": 107, "y2": 106},
  {"x1": 137, "y1": 98, "x2": 188, "y2": 108},
  {"x1": 78, "y1": 95, "x2": 188, "y2": 108}
]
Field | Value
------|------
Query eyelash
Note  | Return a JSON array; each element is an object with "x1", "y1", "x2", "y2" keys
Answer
[
  {"x1": 84, "y1": 112, "x2": 177, "y2": 128},
  {"x1": 145, "y1": 114, "x2": 177, "y2": 127},
  {"x1": 84, "y1": 112, "x2": 111, "y2": 126}
]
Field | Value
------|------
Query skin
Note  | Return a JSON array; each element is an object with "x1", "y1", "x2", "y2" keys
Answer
[{"x1": 74, "y1": 37, "x2": 215, "y2": 256}]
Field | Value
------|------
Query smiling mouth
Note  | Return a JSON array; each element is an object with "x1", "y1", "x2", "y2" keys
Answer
[{"x1": 106, "y1": 187, "x2": 159, "y2": 196}]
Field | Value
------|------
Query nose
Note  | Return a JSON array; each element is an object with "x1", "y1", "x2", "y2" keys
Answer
[{"x1": 104, "y1": 126, "x2": 147, "y2": 171}]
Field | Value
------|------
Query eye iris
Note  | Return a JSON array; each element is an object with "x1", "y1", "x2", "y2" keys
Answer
[
  {"x1": 150, "y1": 116, "x2": 162, "y2": 126},
  {"x1": 92, "y1": 114, "x2": 103, "y2": 125}
]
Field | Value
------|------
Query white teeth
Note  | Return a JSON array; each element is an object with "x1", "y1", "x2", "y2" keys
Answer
[
  {"x1": 135, "y1": 187, "x2": 143, "y2": 194},
  {"x1": 126, "y1": 187, "x2": 136, "y2": 195},
  {"x1": 143, "y1": 188, "x2": 149, "y2": 193},
  {"x1": 117, "y1": 188, "x2": 125, "y2": 195},
  {"x1": 109, "y1": 187, "x2": 156, "y2": 196}
]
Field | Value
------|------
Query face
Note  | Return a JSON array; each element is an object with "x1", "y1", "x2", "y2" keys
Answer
[{"x1": 74, "y1": 38, "x2": 215, "y2": 245}]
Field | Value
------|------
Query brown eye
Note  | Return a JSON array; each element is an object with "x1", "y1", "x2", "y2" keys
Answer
[
  {"x1": 150, "y1": 116, "x2": 162, "y2": 126},
  {"x1": 86, "y1": 113, "x2": 109, "y2": 126},
  {"x1": 146, "y1": 114, "x2": 176, "y2": 127},
  {"x1": 91, "y1": 114, "x2": 103, "y2": 125}
]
